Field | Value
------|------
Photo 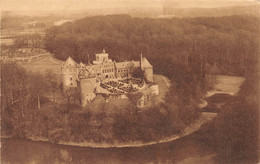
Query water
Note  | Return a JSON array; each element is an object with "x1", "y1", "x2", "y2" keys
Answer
[{"x1": 1, "y1": 134, "x2": 216, "y2": 164}]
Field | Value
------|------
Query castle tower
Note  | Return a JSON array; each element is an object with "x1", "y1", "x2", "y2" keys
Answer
[
  {"x1": 61, "y1": 57, "x2": 79, "y2": 88},
  {"x1": 79, "y1": 68, "x2": 97, "y2": 107},
  {"x1": 140, "y1": 54, "x2": 154, "y2": 82}
]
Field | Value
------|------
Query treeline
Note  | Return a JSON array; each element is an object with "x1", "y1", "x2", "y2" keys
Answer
[
  {"x1": 45, "y1": 14, "x2": 259, "y2": 76},
  {"x1": 163, "y1": 5, "x2": 260, "y2": 18},
  {"x1": 14, "y1": 34, "x2": 44, "y2": 48},
  {"x1": 1, "y1": 15, "x2": 59, "y2": 30}
]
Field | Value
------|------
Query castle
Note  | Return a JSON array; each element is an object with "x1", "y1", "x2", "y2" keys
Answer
[{"x1": 61, "y1": 49, "x2": 158, "y2": 107}]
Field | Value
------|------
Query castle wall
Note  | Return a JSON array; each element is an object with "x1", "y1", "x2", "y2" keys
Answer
[
  {"x1": 144, "y1": 68, "x2": 154, "y2": 82},
  {"x1": 61, "y1": 67, "x2": 78, "y2": 88},
  {"x1": 101, "y1": 63, "x2": 115, "y2": 79},
  {"x1": 80, "y1": 77, "x2": 97, "y2": 107},
  {"x1": 62, "y1": 74, "x2": 78, "y2": 88}
]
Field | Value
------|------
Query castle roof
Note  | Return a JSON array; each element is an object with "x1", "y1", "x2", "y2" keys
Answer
[
  {"x1": 78, "y1": 62, "x2": 86, "y2": 68},
  {"x1": 79, "y1": 67, "x2": 96, "y2": 78},
  {"x1": 116, "y1": 61, "x2": 131, "y2": 69},
  {"x1": 116, "y1": 61, "x2": 140, "y2": 69},
  {"x1": 132, "y1": 61, "x2": 140, "y2": 67},
  {"x1": 141, "y1": 57, "x2": 153, "y2": 68},
  {"x1": 63, "y1": 56, "x2": 77, "y2": 67}
]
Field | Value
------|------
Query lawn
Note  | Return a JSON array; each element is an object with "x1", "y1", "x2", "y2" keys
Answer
[
  {"x1": 205, "y1": 75, "x2": 245, "y2": 97},
  {"x1": 20, "y1": 55, "x2": 64, "y2": 76}
]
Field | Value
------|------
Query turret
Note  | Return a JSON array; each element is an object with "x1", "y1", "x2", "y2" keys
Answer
[
  {"x1": 61, "y1": 57, "x2": 79, "y2": 88},
  {"x1": 140, "y1": 54, "x2": 154, "y2": 82},
  {"x1": 79, "y1": 68, "x2": 97, "y2": 107}
]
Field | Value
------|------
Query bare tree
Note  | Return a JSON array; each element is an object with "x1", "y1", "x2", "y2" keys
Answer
[
  {"x1": 45, "y1": 69, "x2": 59, "y2": 104},
  {"x1": 28, "y1": 73, "x2": 47, "y2": 109}
]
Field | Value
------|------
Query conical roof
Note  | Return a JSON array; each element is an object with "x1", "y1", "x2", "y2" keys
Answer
[
  {"x1": 141, "y1": 57, "x2": 153, "y2": 68},
  {"x1": 78, "y1": 62, "x2": 86, "y2": 67},
  {"x1": 64, "y1": 56, "x2": 77, "y2": 67}
]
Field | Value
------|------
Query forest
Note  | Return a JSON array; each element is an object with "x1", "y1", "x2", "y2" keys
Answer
[{"x1": 45, "y1": 14, "x2": 259, "y2": 77}]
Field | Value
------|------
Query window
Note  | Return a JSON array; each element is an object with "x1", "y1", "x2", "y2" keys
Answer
[
  {"x1": 71, "y1": 83, "x2": 73, "y2": 86},
  {"x1": 70, "y1": 77, "x2": 72, "y2": 81}
]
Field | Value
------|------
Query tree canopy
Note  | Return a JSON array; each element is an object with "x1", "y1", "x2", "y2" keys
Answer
[{"x1": 45, "y1": 15, "x2": 259, "y2": 77}]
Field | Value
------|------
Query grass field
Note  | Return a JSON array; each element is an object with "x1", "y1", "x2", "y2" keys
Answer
[
  {"x1": 206, "y1": 75, "x2": 245, "y2": 97},
  {"x1": 20, "y1": 55, "x2": 64, "y2": 76}
]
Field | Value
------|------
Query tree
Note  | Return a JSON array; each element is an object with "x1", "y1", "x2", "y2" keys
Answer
[
  {"x1": 126, "y1": 93, "x2": 142, "y2": 113},
  {"x1": 62, "y1": 87, "x2": 81, "y2": 105},
  {"x1": 132, "y1": 67, "x2": 145, "y2": 81},
  {"x1": 1, "y1": 63, "x2": 28, "y2": 112},
  {"x1": 45, "y1": 69, "x2": 59, "y2": 104},
  {"x1": 28, "y1": 73, "x2": 48, "y2": 109}
]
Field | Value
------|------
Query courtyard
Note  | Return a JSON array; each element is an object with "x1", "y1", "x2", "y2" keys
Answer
[{"x1": 100, "y1": 78, "x2": 142, "y2": 94}]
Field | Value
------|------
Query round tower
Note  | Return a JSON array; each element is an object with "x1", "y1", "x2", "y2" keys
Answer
[
  {"x1": 79, "y1": 68, "x2": 97, "y2": 107},
  {"x1": 61, "y1": 57, "x2": 79, "y2": 88}
]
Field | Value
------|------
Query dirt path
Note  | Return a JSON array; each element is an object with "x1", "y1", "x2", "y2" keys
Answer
[
  {"x1": 49, "y1": 56, "x2": 60, "y2": 64},
  {"x1": 163, "y1": 76, "x2": 170, "y2": 88}
]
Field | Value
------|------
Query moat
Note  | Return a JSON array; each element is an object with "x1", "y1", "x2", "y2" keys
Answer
[{"x1": 1, "y1": 131, "x2": 216, "y2": 164}]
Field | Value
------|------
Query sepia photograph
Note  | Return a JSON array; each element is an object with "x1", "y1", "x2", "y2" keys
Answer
[{"x1": 1, "y1": 0, "x2": 259, "y2": 163}]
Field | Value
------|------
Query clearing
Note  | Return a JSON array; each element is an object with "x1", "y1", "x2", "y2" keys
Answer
[{"x1": 20, "y1": 55, "x2": 64, "y2": 76}]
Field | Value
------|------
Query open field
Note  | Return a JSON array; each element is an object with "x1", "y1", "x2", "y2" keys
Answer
[
  {"x1": 1, "y1": 38, "x2": 15, "y2": 45},
  {"x1": 206, "y1": 75, "x2": 245, "y2": 97},
  {"x1": 20, "y1": 55, "x2": 64, "y2": 76}
]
